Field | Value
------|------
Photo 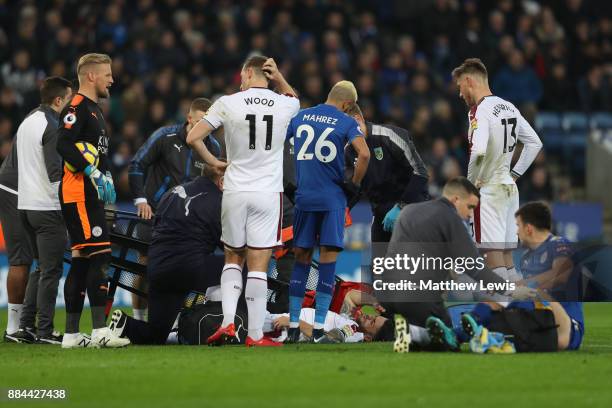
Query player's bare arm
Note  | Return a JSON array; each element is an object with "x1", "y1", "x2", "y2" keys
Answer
[
  {"x1": 520, "y1": 256, "x2": 574, "y2": 290},
  {"x1": 186, "y1": 120, "x2": 228, "y2": 175},
  {"x1": 350, "y1": 136, "x2": 370, "y2": 184}
]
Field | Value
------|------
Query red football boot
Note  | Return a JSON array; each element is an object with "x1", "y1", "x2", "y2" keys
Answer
[
  {"x1": 207, "y1": 323, "x2": 236, "y2": 345},
  {"x1": 245, "y1": 336, "x2": 283, "y2": 347}
]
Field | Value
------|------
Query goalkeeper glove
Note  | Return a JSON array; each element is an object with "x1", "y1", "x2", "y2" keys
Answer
[
  {"x1": 382, "y1": 204, "x2": 401, "y2": 232},
  {"x1": 84, "y1": 164, "x2": 107, "y2": 202},
  {"x1": 105, "y1": 171, "x2": 116, "y2": 204}
]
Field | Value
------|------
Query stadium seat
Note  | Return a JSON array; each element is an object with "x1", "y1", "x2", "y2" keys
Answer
[
  {"x1": 541, "y1": 129, "x2": 565, "y2": 153},
  {"x1": 590, "y1": 112, "x2": 612, "y2": 130},
  {"x1": 535, "y1": 111, "x2": 561, "y2": 132},
  {"x1": 562, "y1": 112, "x2": 589, "y2": 132},
  {"x1": 563, "y1": 132, "x2": 587, "y2": 175}
]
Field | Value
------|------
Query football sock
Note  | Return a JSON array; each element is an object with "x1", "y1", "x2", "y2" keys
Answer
[
  {"x1": 87, "y1": 252, "x2": 110, "y2": 329},
  {"x1": 204, "y1": 285, "x2": 222, "y2": 302},
  {"x1": 507, "y1": 266, "x2": 521, "y2": 281},
  {"x1": 220, "y1": 264, "x2": 243, "y2": 327},
  {"x1": 289, "y1": 262, "x2": 309, "y2": 328},
  {"x1": 409, "y1": 324, "x2": 430, "y2": 345},
  {"x1": 314, "y1": 261, "x2": 336, "y2": 329},
  {"x1": 245, "y1": 271, "x2": 267, "y2": 341},
  {"x1": 471, "y1": 303, "x2": 493, "y2": 326},
  {"x1": 453, "y1": 326, "x2": 470, "y2": 343},
  {"x1": 64, "y1": 257, "x2": 89, "y2": 333},
  {"x1": 7, "y1": 303, "x2": 23, "y2": 334},
  {"x1": 492, "y1": 266, "x2": 509, "y2": 280}
]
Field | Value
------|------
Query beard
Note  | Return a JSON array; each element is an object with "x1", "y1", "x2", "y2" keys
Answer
[{"x1": 97, "y1": 86, "x2": 110, "y2": 99}]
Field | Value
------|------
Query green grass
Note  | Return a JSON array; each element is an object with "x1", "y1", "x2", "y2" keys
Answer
[{"x1": 1, "y1": 304, "x2": 612, "y2": 408}]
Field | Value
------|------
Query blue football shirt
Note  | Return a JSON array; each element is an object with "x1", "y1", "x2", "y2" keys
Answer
[
  {"x1": 286, "y1": 104, "x2": 363, "y2": 211},
  {"x1": 516, "y1": 234, "x2": 583, "y2": 330}
]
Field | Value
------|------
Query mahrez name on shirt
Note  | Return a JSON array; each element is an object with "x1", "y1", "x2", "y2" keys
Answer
[{"x1": 302, "y1": 114, "x2": 338, "y2": 125}]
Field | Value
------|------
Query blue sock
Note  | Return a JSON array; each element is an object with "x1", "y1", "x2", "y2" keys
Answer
[
  {"x1": 471, "y1": 303, "x2": 493, "y2": 326},
  {"x1": 314, "y1": 262, "x2": 336, "y2": 328},
  {"x1": 454, "y1": 326, "x2": 470, "y2": 343},
  {"x1": 289, "y1": 262, "x2": 309, "y2": 326}
]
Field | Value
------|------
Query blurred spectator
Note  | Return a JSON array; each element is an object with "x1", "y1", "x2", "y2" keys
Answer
[
  {"x1": 542, "y1": 63, "x2": 576, "y2": 111},
  {"x1": 1, "y1": 49, "x2": 43, "y2": 104},
  {"x1": 428, "y1": 99, "x2": 456, "y2": 142},
  {"x1": 493, "y1": 49, "x2": 542, "y2": 108},
  {"x1": 577, "y1": 65, "x2": 611, "y2": 112},
  {"x1": 521, "y1": 166, "x2": 554, "y2": 202}
]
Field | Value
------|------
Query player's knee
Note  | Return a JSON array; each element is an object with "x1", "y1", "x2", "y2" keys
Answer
[
  {"x1": 225, "y1": 247, "x2": 246, "y2": 265},
  {"x1": 557, "y1": 330, "x2": 571, "y2": 350},
  {"x1": 294, "y1": 247, "x2": 313, "y2": 264}
]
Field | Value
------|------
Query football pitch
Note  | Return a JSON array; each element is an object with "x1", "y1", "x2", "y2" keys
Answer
[{"x1": 1, "y1": 304, "x2": 611, "y2": 408}]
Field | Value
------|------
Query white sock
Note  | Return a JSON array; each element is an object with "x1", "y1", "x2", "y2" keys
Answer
[
  {"x1": 245, "y1": 271, "x2": 267, "y2": 341},
  {"x1": 409, "y1": 324, "x2": 430, "y2": 345},
  {"x1": 507, "y1": 266, "x2": 522, "y2": 282},
  {"x1": 492, "y1": 266, "x2": 509, "y2": 280},
  {"x1": 220, "y1": 264, "x2": 243, "y2": 327},
  {"x1": 133, "y1": 308, "x2": 147, "y2": 321},
  {"x1": 7, "y1": 303, "x2": 23, "y2": 334},
  {"x1": 313, "y1": 322, "x2": 324, "y2": 330},
  {"x1": 205, "y1": 285, "x2": 222, "y2": 302}
]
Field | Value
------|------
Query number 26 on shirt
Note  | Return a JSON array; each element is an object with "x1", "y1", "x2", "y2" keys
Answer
[{"x1": 295, "y1": 124, "x2": 337, "y2": 163}]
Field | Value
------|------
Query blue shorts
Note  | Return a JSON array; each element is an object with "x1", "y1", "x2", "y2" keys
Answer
[
  {"x1": 293, "y1": 208, "x2": 345, "y2": 249},
  {"x1": 567, "y1": 319, "x2": 584, "y2": 350}
]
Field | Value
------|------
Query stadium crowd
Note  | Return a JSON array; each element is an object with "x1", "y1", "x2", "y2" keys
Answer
[{"x1": 0, "y1": 0, "x2": 609, "y2": 202}]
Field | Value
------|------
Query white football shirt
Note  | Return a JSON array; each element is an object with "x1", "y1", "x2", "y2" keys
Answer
[
  {"x1": 467, "y1": 95, "x2": 542, "y2": 186},
  {"x1": 203, "y1": 87, "x2": 300, "y2": 192}
]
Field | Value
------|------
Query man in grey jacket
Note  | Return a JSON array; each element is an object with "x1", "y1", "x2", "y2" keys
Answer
[
  {"x1": 379, "y1": 177, "x2": 507, "y2": 329},
  {"x1": 16, "y1": 77, "x2": 73, "y2": 344}
]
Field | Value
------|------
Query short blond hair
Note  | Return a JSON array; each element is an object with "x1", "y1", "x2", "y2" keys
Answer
[
  {"x1": 77, "y1": 53, "x2": 112, "y2": 75},
  {"x1": 451, "y1": 58, "x2": 488, "y2": 80},
  {"x1": 328, "y1": 80, "x2": 358, "y2": 103}
]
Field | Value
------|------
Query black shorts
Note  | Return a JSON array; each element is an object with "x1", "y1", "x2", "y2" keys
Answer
[
  {"x1": 0, "y1": 188, "x2": 33, "y2": 265},
  {"x1": 61, "y1": 199, "x2": 109, "y2": 251}
]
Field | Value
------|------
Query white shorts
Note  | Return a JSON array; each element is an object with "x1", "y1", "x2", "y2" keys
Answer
[
  {"x1": 221, "y1": 191, "x2": 283, "y2": 249},
  {"x1": 471, "y1": 184, "x2": 519, "y2": 249}
]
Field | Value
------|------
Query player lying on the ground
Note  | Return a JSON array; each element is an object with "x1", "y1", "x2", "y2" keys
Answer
[
  {"x1": 264, "y1": 308, "x2": 364, "y2": 343},
  {"x1": 426, "y1": 201, "x2": 584, "y2": 352}
]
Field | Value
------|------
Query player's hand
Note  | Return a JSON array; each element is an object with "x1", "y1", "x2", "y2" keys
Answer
[
  {"x1": 137, "y1": 202, "x2": 153, "y2": 219},
  {"x1": 84, "y1": 164, "x2": 108, "y2": 202},
  {"x1": 262, "y1": 58, "x2": 281, "y2": 82},
  {"x1": 508, "y1": 285, "x2": 538, "y2": 300},
  {"x1": 382, "y1": 204, "x2": 401, "y2": 232},
  {"x1": 105, "y1": 171, "x2": 116, "y2": 205},
  {"x1": 210, "y1": 159, "x2": 228, "y2": 177},
  {"x1": 273, "y1": 315, "x2": 289, "y2": 330},
  {"x1": 374, "y1": 303, "x2": 386, "y2": 314}
]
